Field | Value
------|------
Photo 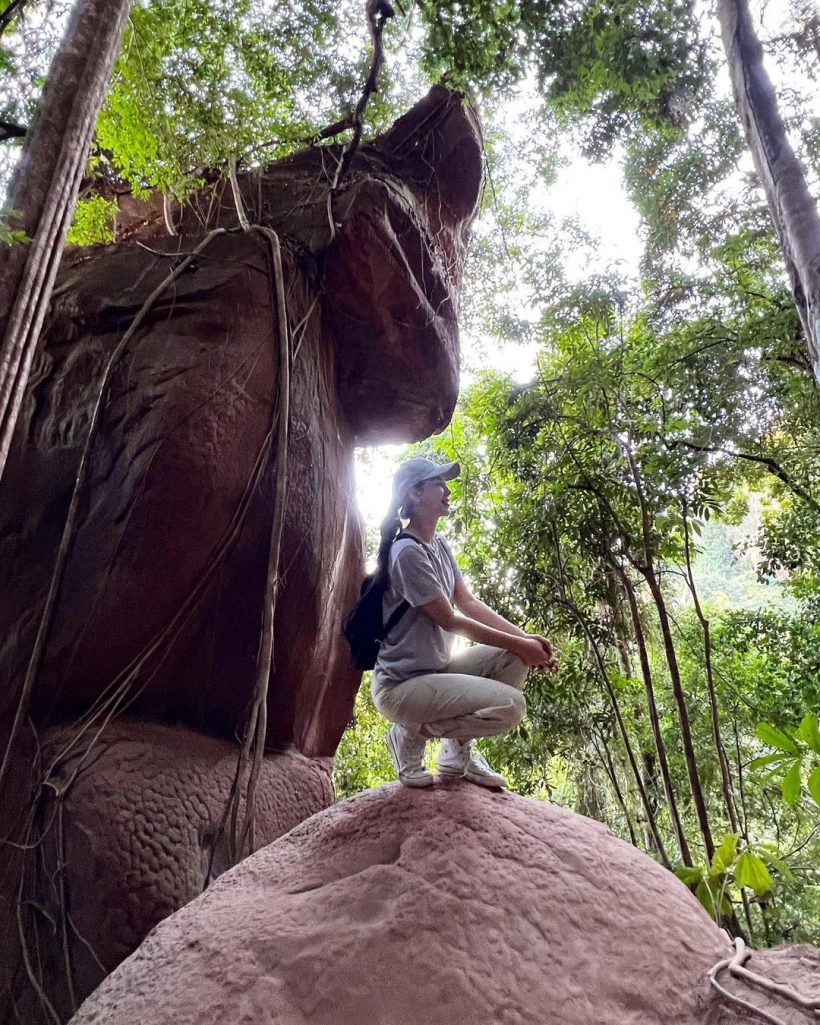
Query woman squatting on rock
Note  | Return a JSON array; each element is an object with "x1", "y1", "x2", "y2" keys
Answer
[{"x1": 371, "y1": 457, "x2": 558, "y2": 788}]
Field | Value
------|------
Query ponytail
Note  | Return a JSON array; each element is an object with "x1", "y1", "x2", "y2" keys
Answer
[{"x1": 376, "y1": 501, "x2": 402, "y2": 584}]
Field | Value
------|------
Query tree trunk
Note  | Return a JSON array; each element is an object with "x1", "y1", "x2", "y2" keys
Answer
[
  {"x1": 0, "y1": 0, "x2": 131, "y2": 480},
  {"x1": 590, "y1": 729, "x2": 639, "y2": 847},
  {"x1": 550, "y1": 527, "x2": 671, "y2": 868},
  {"x1": 718, "y1": 0, "x2": 820, "y2": 382},
  {"x1": 681, "y1": 504, "x2": 740, "y2": 836},
  {"x1": 642, "y1": 566, "x2": 715, "y2": 861},
  {"x1": 616, "y1": 563, "x2": 693, "y2": 866},
  {"x1": 623, "y1": 443, "x2": 715, "y2": 861},
  {"x1": 583, "y1": 616, "x2": 672, "y2": 870}
]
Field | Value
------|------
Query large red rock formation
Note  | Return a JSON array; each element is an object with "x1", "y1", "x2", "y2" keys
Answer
[
  {"x1": 0, "y1": 86, "x2": 482, "y2": 1023},
  {"x1": 6, "y1": 232, "x2": 361, "y2": 755},
  {"x1": 68, "y1": 785, "x2": 816, "y2": 1025},
  {"x1": 0, "y1": 85, "x2": 482, "y2": 759}
]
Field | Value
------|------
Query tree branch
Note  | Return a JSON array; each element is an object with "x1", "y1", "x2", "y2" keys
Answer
[
  {"x1": 666, "y1": 438, "x2": 820, "y2": 513},
  {"x1": 0, "y1": 0, "x2": 29, "y2": 36},
  {"x1": 308, "y1": 111, "x2": 356, "y2": 145},
  {"x1": 0, "y1": 119, "x2": 27, "y2": 141},
  {"x1": 332, "y1": 0, "x2": 394, "y2": 188}
]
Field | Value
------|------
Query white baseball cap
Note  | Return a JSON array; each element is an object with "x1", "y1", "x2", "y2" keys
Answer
[{"x1": 392, "y1": 457, "x2": 460, "y2": 506}]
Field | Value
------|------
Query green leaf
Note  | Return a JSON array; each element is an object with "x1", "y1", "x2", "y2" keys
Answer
[
  {"x1": 755, "y1": 847, "x2": 794, "y2": 883},
  {"x1": 675, "y1": 866, "x2": 703, "y2": 887},
  {"x1": 749, "y1": 752, "x2": 790, "y2": 770},
  {"x1": 781, "y1": 760, "x2": 802, "y2": 806},
  {"x1": 755, "y1": 722, "x2": 800, "y2": 755},
  {"x1": 65, "y1": 196, "x2": 117, "y2": 246},
  {"x1": 695, "y1": 878, "x2": 719, "y2": 920},
  {"x1": 735, "y1": 851, "x2": 774, "y2": 895},
  {"x1": 711, "y1": 834, "x2": 738, "y2": 875},
  {"x1": 797, "y1": 713, "x2": 820, "y2": 756},
  {"x1": 808, "y1": 766, "x2": 820, "y2": 806}
]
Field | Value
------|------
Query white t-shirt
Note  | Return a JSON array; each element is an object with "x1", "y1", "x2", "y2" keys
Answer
[{"x1": 372, "y1": 533, "x2": 463, "y2": 685}]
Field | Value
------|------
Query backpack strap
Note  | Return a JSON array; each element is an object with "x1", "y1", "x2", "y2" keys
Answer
[
  {"x1": 382, "y1": 598, "x2": 410, "y2": 638},
  {"x1": 381, "y1": 531, "x2": 424, "y2": 639}
]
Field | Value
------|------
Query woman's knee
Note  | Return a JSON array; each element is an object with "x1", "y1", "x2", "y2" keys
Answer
[
  {"x1": 510, "y1": 688, "x2": 526, "y2": 725},
  {"x1": 496, "y1": 688, "x2": 526, "y2": 731},
  {"x1": 496, "y1": 650, "x2": 529, "y2": 690}
]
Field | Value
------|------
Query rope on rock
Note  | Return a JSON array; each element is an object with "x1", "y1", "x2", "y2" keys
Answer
[{"x1": 708, "y1": 937, "x2": 820, "y2": 1025}]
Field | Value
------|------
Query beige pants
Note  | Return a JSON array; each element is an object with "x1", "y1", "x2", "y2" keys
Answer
[{"x1": 371, "y1": 645, "x2": 528, "y2": 741}]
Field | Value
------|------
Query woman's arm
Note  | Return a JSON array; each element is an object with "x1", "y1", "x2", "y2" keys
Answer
[
  {"x1": 452, "y1": 578, "x2": 558, "y2": 669},
  {"x1": 421, "y1": 596, "x2": 552, "y2": 669},
  {"x1": 454, "y1": 578, "x2": 527, "y2": 637}
]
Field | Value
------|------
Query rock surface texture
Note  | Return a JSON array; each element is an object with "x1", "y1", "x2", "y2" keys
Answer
[
  {"x1": 37, "y1": 722, "x2": 333, "y2": 1006},
  {"x1": 0, "y1": 86, "x2": 482, "y2": 1023},
  {"x1": 70, "y1": 785, "x2": 814, "y2": 1025}
]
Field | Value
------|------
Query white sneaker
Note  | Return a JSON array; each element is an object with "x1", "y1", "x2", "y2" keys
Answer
[
  {"x1": 386, "y1": 724, "x2": 434, "y2": 788},
  {"x1": 437, "y1": 739, "x2": 508, "y2": 788}
]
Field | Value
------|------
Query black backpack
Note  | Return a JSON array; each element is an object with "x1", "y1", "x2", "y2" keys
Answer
[{"x1": 342, "y1": 532, "x2": 420, "y2": 671}]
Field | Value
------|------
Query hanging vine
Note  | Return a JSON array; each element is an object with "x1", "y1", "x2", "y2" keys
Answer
[
  {"x1": 0, "y1": 228, "x2": 228, "y2": 799},
  {"x1": 211, "y1": 224, "x2": 294, "y2": 869},
  {"x1": 0, "y1": 210, "x2": 313, "y2": 1018}
]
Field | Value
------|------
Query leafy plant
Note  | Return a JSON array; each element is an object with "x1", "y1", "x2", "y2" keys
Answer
[
  {"x1": 0, "y1": 207, "x2": 28, "y2": 246},
  {"x1": 333, "y1": 677, "x2": 396, "y2": 797},
  {"x1": 675, "y1": 833, "x2": 791, "y2": 923},
  {"x1": 65, "y1": 195, "x2": 117, "y2": 246},
  {"x1": 752, "y1": 714, "x2": 820, "y2": 807}
]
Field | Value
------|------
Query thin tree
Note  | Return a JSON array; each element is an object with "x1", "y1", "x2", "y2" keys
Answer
[
  {"x1": 0, "y1": 0, "x2": 131, "y2": 480},
  {"x1": 680, "y1": 500, "x2": 740, "y2": 836},
  {"x1": 718, "y1": 0, "x2": 820, "y2": 382},
  {"x1": 624, "y1": 441, "x2": 716, "y2": 861},
  {"x1": 611, "y1": 559, "x2": 693, "y2": 866},
  {"x1": 551, "y1": 527, "x2": 672, "y2": 869}
]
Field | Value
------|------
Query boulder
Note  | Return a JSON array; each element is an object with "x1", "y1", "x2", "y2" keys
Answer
[
  {"x1": 35, "y1": 722, "x2": 333, "y2": 1008},
  {"x1": 68, "y1": 784, "x2": 799, "y2": 1025},
  {"x1": 0, "y1": 86, "x2": 483, "y2": 1022}
]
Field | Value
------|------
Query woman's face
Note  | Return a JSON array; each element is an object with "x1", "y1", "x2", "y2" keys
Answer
[{"x1": 409, "y1": 477, "x2": 451, "y2": 520}]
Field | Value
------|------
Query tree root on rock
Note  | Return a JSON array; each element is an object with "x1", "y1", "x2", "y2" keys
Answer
[{"x1": 708, "y1": 937, "x2": 820, "y2": 1024}]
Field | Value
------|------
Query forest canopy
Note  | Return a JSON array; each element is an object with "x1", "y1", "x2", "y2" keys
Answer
[{"x1": 2, "y1": 0, "x2": 819, "y2": 946}]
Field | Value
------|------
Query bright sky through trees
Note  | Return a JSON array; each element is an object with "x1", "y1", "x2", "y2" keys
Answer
[
  {"x1": 353, "y1": 138, "x2": 643, "y2": 532},
  {"x1": 353, "y1": 0, "x2": 819, "y2": 529}
]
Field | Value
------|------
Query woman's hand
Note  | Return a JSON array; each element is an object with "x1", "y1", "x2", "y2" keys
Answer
[
  {"x1": 531, "y1": 634, "x2": 558, "y2": 671},
  {"x1": 513, "y1": 635, "x2": 557, "y2": 670}
]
